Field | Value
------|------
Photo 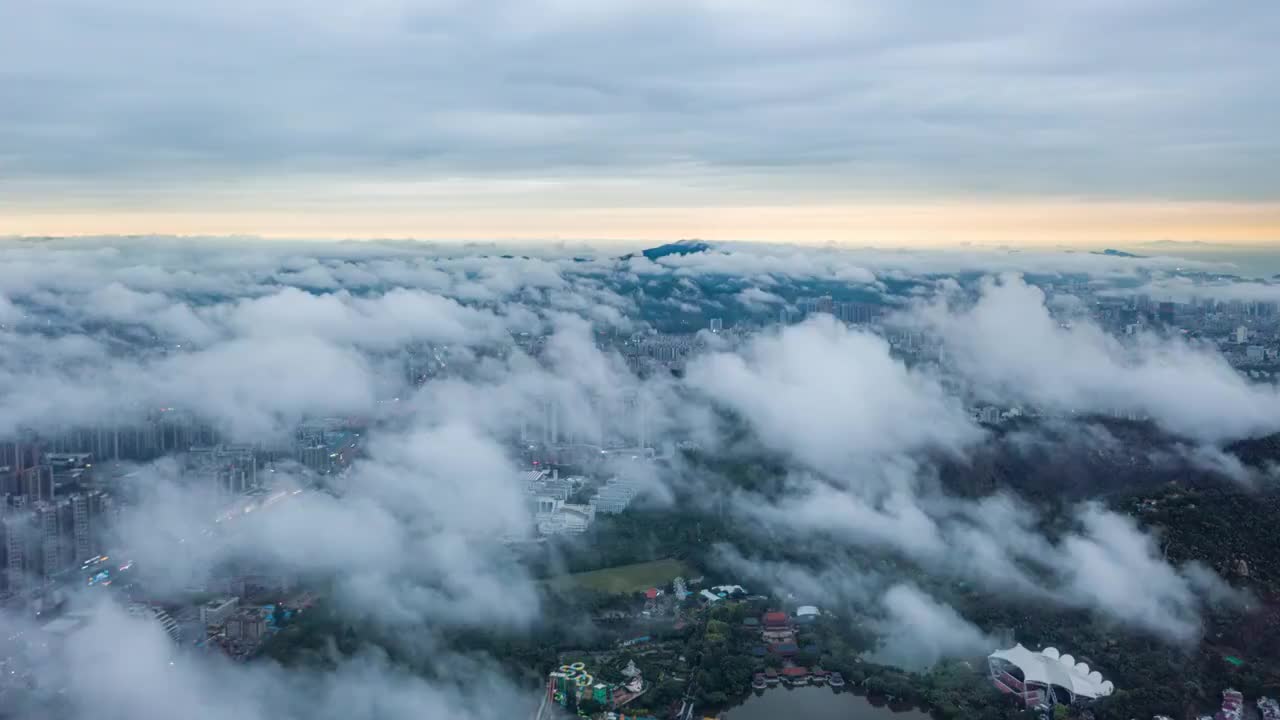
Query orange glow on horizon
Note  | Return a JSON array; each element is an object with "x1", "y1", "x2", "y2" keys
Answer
[{"x1": 3, "y1": 200, "x2": 1277, "y2": 248}]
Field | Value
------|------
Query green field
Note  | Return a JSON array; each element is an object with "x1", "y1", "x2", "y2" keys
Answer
[{"x1": 552, "y1": 558, "x2": 691, "y2": 594}]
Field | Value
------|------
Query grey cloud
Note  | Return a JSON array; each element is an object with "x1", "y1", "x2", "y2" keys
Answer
[
  {"x1": 686, "y1": 315, "x2": 980, "y2": 474},
  {"x1": 0, "y1": 333, "x2": 379, "y2": 440},
  {"x1": 215, "y1": 287, "x2": 517, "y2": 349},
  {"x1": 634, "y1": 242, "x2": 1235, "y2": 284},
  {"x1": 1113, "y1": 275, "x2": 1280, "y2": 305},
  {"x1": 734, "y1": 287, "x2": 786, "y2": 311},
  {"x1": 1, "y1": 2, "x2": 1277, "y2": 201},
  {"x1": 734, "y1": 478, "x2": 1232, "y2": 643},
  {"x1": 653, "y1": 247, "x2": 880, "y2": 285},
  {"x1": 872, "y1": 584, "x2": 994, "y2": 670},
  {"x1": 679, "y1": 295, "x2": 1243, "y2": 643},
  {"x1": 913, "y1": 274, "x2": 1280, "y2": 442},
  {"x1": 0, "y1": 236, "x2": 1271, "y2": 714},
  {"x1": 16, "y1": 600, "x2": 531, "y2": 720},
  {"x1": 713, "y1": 548, "x2": 995, "y2": 669},
  {"x1": 111, "y1": 422, "x2": 541, "y2": 627}
]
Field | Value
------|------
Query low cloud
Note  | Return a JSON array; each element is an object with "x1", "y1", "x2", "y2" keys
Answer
[
  {"x1": 872, "y1": 584, "x2": 994, "y2": 670},
  {"x1": 0, "y1": 237, "x2": 1268, "y2": 714},
  {"x1": 12, "y1": 600, "x2": 531, "y2": 720},
  {"x1": 686, "y1": 315, "x2": 980, "y2": 474},
  {"x1": 912, "y1": 274, "x2": 1280, "y2": 443}
]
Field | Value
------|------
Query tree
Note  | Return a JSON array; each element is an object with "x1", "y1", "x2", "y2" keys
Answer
[
  {"x1": 935, "y1": 701, "x2": 962, "y2": 719},
  {"x1": 650, "y1": 679, "x2": 685, "y2": 708},
  {"x1": 703, "y1": 690, "x2": 729, "y2": 707}
]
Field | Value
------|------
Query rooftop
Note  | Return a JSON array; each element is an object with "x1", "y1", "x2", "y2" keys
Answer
[{"x1": 989, "y1": 644, "x2": 1114, "y2": 700}]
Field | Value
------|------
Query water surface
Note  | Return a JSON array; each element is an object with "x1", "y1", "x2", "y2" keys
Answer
[{"x1": 724, "y1": 686, "x2": 931, "y2": 720}]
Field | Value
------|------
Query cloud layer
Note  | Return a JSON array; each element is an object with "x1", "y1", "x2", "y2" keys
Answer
[
  {"x1": 0, "y1": 237, "x2": 1272, "y2": 715},
  {"x1": 2, "y1": 1, "x2": 1278, "y2": 237}
]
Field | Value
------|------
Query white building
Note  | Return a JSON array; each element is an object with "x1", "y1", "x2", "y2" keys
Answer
[
  {"x1": 796, "y1": 605, "x2": 820, "y2": 619},
  {"x1": 988, "y1": 644, "x2": 1113, "y2": 707},
  {"x1": 200, "y1": 596, "x2": 240, "y2": 627},
  {"x1": 185, "y1": 445, "x2": 257, "y2": 496},
  {"x1": 591, "y1": 474, "x2": 647, "y2": 515},
  {"x1": 225, "y1": 608, "x2": 267, "y2": 642},
  {"x1": 535, "y1": 502, "x2": 595, "y2": 535}
]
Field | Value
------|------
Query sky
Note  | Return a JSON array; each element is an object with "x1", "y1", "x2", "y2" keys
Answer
[{"x1": 1, "y1": 0, "x2": 1278, "y2": 245}]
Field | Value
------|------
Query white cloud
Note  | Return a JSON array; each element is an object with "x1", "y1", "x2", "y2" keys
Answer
[
  {"x1": 686, "y1": 315, "x2": 979, "y2": 473},
  {"x1": 914, "y1": 273, "x2": 1280, "y2": 442}
]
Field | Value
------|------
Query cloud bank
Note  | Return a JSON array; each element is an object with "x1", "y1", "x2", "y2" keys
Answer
[{"x1": 0, "y1": 237, "x2": 1271, "y2": 714}]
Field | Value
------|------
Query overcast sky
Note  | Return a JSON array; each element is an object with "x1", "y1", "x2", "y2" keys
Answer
[{"x1": 1, "y1": 0, "x2": 1277, "y2": 244}]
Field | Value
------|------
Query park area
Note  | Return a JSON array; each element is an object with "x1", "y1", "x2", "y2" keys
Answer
[{"x1": 553, "y1": 558, "x2": 691, "y2": 594}]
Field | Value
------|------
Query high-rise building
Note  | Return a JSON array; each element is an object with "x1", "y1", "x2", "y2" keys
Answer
[
  {"x1": 1, "y1": 509, "x2": 27, "y2": 596},
  {"x1": 297, "y1": 445, "x2": 329, "y2": 474},
  {"x1": 36, "y1": 503, "x2": 61, "y2": 584},
  {"x1": 709, "y1": 318, "x2": 723, "y2": 333},
  {"x1": 0, "y1": 440, "x2": 41, "y2": 474},
  {"x1": 184, "y1": 445, "x2": 257, "y2": 495},
  {"x1": 0, "y1": 486, "x2": 113, "y2": 594},
  {"x1": 71, "y1": 494, "x2": 91, "y2": 562},
  {"x1": 836, "y1": 301, "x2": 880, "y2": 324},
  {"x1": 1236, "y1": 326, "x2": 1249, "y2": 344},
  {"x1": 224, "y1": 608, "x2": 267, "y2": 642},
  {"x1": 19, "y1": 465, "x2": 54, "y2": 503},
  {"x1": 543, "y1": 399, "x2": 561, "y2": 446},
  {"x1": 70, "y1": 490, "x2": 110, "y2": 565},
  {"x1": 200, "y1": 596, "x2": 241, "y2": 627},
  {"x1": 636, "y1": 393, "x2": 651, "y2": 450},
  {"x1": 44, "y1": 453, "x2": 93, "y2": 497}
]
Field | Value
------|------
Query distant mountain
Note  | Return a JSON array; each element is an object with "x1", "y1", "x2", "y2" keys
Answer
[
  {"x1": 620, "y1": 240, "x2": 714, "y2": 261},
  {"x1": 1092, "y1": 248, "x2": 1144, "y2": 258}
]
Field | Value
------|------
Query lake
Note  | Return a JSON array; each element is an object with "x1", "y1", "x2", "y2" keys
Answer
[{"x1": 724, "y1": 686, "x2": 932, "y2": 720}]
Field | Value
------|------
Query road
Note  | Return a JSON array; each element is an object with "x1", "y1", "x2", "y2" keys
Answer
[{"x1": 532, "y1": 687, "x2": 548, "y2": 720}]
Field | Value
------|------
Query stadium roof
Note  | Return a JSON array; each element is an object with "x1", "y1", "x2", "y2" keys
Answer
[{"x1": 989, "y1": 644, "x2": 1114, "y2": 700}]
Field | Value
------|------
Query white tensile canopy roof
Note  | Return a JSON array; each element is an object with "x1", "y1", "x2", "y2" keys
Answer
[{"x1": 990, "y1": 644, "x2": 1114, "y2": 699}]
